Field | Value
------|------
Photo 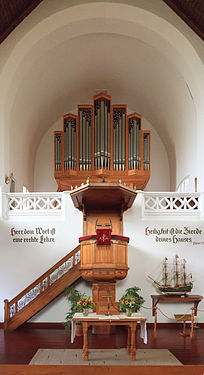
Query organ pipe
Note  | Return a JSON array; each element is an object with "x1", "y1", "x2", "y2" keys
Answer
[
  {"x1": 94, "y1": 98, "x2": 110, "y2": 169},
  {"x1": 79, "y1": 108, "x2": 92, "y2": 171},
  {"x1": 128, "y1": 116, "x2": 141, "y2": 170},
  {"x1": 113, "y1": 108, "x2": 126, "y2": 171},
  {"x1": 54, "y1": 93, "x2": 151, "y2": 191},
  {"x1": 64, "y1": 117, "x2": 76, "y2": 170},
  {"x1": 143, "y1": 132, "x2": 150, "y2": 171},
  {"x1": 55, "y1": 134, "x2": 62, "y2": 171}
]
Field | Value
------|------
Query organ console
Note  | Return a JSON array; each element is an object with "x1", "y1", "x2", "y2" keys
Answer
[{"x1": 54, "y1": 93, "x2": 151, "y2": 190}]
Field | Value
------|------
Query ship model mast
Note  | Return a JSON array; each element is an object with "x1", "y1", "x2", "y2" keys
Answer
[{"x1": 149, "y1": 255, "x2": 193, "y2": 295}]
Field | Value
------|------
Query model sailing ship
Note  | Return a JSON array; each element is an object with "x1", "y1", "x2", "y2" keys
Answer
[{"x1": 148, "y1": 255, "x2": 193, "y2": 295}]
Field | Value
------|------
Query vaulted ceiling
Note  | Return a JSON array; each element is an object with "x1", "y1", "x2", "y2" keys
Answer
[
  {"x1": 0, "y1": 0, "x2": 43, "y2": 44},
  {"x1": 0, "y1": 0, "x2": 203, "y2": 44}
]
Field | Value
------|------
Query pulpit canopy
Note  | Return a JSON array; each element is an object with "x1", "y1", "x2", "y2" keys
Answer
[{"x1": 70, "y1": 182, "x2": 137, "y2": 213}]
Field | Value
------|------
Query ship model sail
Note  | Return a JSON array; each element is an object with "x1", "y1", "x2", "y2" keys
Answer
[{"x1": 148, "y1": 255, "x2": 193, "y2": 295}]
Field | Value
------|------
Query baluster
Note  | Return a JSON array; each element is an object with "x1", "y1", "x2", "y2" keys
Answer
[
  {"x1": 33, "y1": 196, "x2": 36, "y2": 211},
  {"x1": 73, "y1": 254, "x2": 75, "y2": 266},
  {"x1": 47, "y1": 275, "x2": 50, "y2": 287},
  {"x1": 40, "y1": 280, "x2": 43, "y2": 293},
  {"x1": 170, "y1": 197, "x2": 174, "y2": 210},
  {"x1": 184, "y1": 197, "x2": 187, "y2": 210},
  {"x1": 19, "y1": 196, "x2": 22, "y2": 211},
  {"x1": 4, "y1": 299, "x2": 9, "y2": 326},
  {"x1": 156, "y1": 196, "x2": 160, "y2": 210},
  {"x1": 15, "y1": 301, "x2": 18, "y2": 314}
]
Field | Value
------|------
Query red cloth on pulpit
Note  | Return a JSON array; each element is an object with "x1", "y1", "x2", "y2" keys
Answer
[{"x1": 96, "y1": 228, "x2": 111, "y2": 245}]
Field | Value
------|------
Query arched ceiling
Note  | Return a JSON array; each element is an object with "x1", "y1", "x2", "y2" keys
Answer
[
  {"x1": 0, "y1": 2, "x2": 203, "y2": 191},
  {"x1": 1, "y1": 0, "x2": 203, "y2": 44}
]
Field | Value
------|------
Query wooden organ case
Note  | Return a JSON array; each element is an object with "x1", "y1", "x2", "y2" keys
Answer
[
  {"x1": 54, "y1": 93, "x2": 151, "y2": 191},
  {"x1": 54, "y1": 93, "x2": 151, "y2": 316}
]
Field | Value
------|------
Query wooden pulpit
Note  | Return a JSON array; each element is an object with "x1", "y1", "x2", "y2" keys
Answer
[{"x1": 70, "y1": 182, "x2": 137, "y2": 315}]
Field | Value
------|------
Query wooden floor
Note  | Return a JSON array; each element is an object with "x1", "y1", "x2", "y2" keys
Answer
[{"x1": 0, "y1": 324, "x2": 204, "y2": 374}]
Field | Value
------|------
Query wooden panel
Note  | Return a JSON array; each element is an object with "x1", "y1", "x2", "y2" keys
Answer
[
  {"x1": 113, "y1": 241, "x2": 127, "y2": 265},
  {"x1": 85, "y1": 211, "x2": 123, "y2": 236},
  {"x1": 92, "y1": 282, "x2": 118, "y2": 315},
  {"x1": 80, "y1": 242, "x2": 93, "y2": 265},
  {"x1": 95, "y1": 245, "x2": 113, "y2": 264}
]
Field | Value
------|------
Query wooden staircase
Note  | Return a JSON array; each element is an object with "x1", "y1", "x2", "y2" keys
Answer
[{"x1": 4, "y1": 245, "x2": 81, "y2": 331}]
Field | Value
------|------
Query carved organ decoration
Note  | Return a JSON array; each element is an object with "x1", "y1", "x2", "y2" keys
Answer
[{"x1": 54, "y1": 93, "x2": 151, "y2": 191}]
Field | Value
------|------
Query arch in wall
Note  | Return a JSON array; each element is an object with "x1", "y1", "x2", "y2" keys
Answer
[{"x1": 0, "y1": 2, "x2": 203, "y2": 191}]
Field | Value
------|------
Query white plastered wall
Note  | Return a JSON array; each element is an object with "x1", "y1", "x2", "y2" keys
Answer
[
  {"x1": 0, "y1": 193, "x2": 204, "y2": 324},
  {"x1": 0, "y1": 0, "x2": 203, "y2": 325},
  {"x1": 0, "y1": 1, "x2": 203, "y2": 192}
]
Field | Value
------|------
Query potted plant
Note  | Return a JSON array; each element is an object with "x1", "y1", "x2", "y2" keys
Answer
[
  {"x1": 119, "y1": 286, "x2": 144, "y2": 317},
  {"x1": 64, "y1": 286, "x2": 94, "y2": 332}
]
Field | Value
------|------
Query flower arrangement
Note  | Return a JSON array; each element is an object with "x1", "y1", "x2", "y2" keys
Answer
[
  {"x1": 119, "y1": 297, "x2": 139, "y2": 312},
  {"x1": 77, "y1": 297, "x2": 95, "y2": 316},
  {"x1": 119, "y1": 286, "x2": 144, "y2": 316},
  {"x1": 64, "y1": 287, "x2": 95, "y2": 330}
]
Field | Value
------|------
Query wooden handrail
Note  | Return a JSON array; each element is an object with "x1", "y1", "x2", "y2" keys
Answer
[{"x1": 6, "y1": 245, "x2": 80, "y2": 313}]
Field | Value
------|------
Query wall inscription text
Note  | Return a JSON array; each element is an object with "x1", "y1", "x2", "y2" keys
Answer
[
  {"x1": 10, "y1": 227, "x2": 56, "y2": 244},
  {"x1": 144, "y1": 226, "x2": 203, "y2": 245}
]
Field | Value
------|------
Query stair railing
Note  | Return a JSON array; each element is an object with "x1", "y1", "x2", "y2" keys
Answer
[{"x1": 4, "y1": 245, "x2": 80, "y2": 325}]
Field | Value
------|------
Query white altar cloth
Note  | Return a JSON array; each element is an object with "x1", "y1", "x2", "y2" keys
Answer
[{"x1": 71, "y1": 313, "x2": 147, "y2": 344}]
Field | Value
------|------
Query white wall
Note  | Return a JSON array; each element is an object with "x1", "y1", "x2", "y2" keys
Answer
[
  {"x1": 0, "y1": 193, "x2": 82, "y2": 322},
  {"x1": 1, "y1": 192, "x2": 204, "y2": 324},
  {"x1": 34, "y1": 116, "x2": 170, "y2": 192},
  {"x1": 0, "y1": 0, "x2": 203, "y2": 193}
]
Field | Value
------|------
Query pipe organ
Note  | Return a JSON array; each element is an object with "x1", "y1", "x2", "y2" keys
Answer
[
  {"x1": 54, "y1": 93, "x2": 151, "y2": 191},
  {"x1": 94, "y1": 97, "x2": 110, "y2": 170}
]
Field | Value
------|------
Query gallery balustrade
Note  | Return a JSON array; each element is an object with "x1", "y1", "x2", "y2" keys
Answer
[{"x1": 0, "y1": 189, "x2": 203, "y2": 218}]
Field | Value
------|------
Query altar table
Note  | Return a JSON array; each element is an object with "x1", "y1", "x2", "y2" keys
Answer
[{"x1": 71, "y1": 313, "x2": 147, "y2": 361}]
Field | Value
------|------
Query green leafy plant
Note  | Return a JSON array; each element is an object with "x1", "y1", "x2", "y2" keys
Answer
[
  {"x1": 63, "y1": 286, "x2": 94, "y2": 331},
  {"x1": 64, "y1": 286, "x2": 84, "y2": 331},
  {"x1": 119, "y1": 286, "x2": 144, "y2": 313}
]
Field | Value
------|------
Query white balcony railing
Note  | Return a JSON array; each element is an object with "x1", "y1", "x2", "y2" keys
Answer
[
  {"x1": 5, "y1": 192, "x2": 64, "y2": 216},
  {"x1": 142, "y1": 192, "x2": 202, "y2": 216},
  {"x1": 1, "y1": 191, "x2": 203, "y2": 219}
]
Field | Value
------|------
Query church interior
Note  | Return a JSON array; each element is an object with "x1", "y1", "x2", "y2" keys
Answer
[{"x1": 0, "y1": 1, "x2": 204, "y2": 374}]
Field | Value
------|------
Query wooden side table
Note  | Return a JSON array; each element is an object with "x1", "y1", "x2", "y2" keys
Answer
[{"x1": 151, "y1": 294, "x2": 203, "y2": 338}]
